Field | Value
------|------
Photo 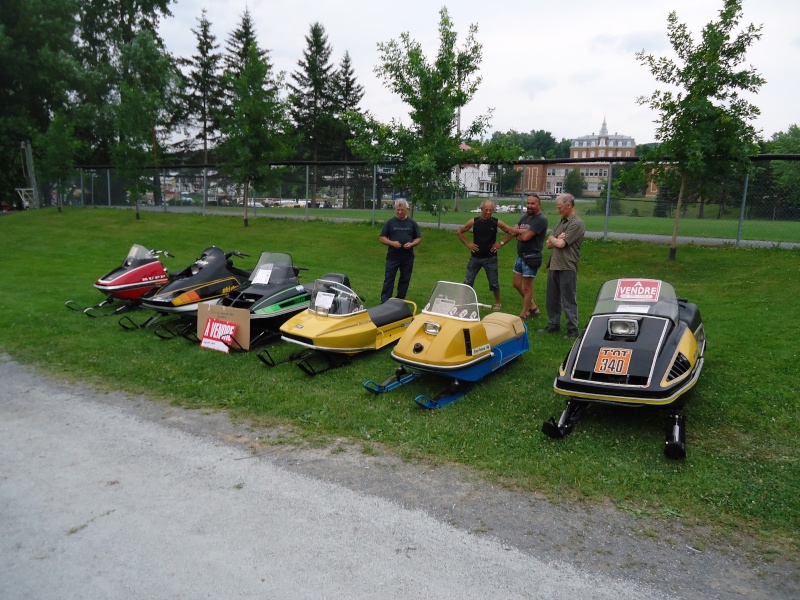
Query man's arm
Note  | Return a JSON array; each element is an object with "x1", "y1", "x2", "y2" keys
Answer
[{"x1": 457, "y1": 219, "x2": 477, "y2": 251}]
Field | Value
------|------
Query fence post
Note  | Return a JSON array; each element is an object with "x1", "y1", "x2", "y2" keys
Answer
[
  {"x1": 107, "y1": 169, "x2": 111, "y2": 207},
  {"x1": 305, "y1": 165, "x2": 309, "y2": 220},
  {"x1": 736, "y1": 172, "x2": 749, "y2": 247},
  {"x1": 371, "y1": 165, "x2": 377, "y2": 226}
]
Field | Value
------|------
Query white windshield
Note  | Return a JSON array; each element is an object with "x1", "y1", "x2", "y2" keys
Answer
[
  {"x1": 422, "y1": 281, "x2": 481, "y2": 322},
  {"x1": 309, "y1": 279, "x2": 365, "y2": 316}
]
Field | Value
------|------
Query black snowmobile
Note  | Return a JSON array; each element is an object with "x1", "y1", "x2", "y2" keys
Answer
[{"x1": 119, "y1": 246, "x2": 251, "y2": 338}]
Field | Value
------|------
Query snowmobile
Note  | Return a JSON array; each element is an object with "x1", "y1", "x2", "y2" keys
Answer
[
  {"x1": 258, "y1": 275, "x2": 416, "y2": 375},
  {"x1": 542, "y1": 278, "x2": 706, "y2": 459},
  {"x1": 65, "y1": 244, "x2": 173, "y2": 317},
  {"x1": 119, "y1": 246, "x2": 251, "y2": 338},
  {"x1": 363, "y1": 281, "x2": 529, "y2": 408},
  {"x1": 215, "y1": 251, "x2": 311, "y2": 349}
]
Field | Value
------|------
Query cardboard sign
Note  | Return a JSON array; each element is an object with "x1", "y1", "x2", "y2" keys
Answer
[
  {"x1": 196, "y1": 303, "x2": 251, "y2": 351},
  {"x1": 614, "y1": 279, "x2": 661, "y2": 302}
]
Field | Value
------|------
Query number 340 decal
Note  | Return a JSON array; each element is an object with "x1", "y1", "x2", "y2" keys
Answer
[{"x1": 594, "y1": 348, "x2": 632, "y2": 375}]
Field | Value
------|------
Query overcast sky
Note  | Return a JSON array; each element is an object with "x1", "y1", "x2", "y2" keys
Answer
[{"x1": 158, "y1": 0, "x2": 798, "y2": 145}]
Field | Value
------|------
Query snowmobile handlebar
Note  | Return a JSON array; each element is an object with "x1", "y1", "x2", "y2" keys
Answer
[
  {"x1": 152, "y1": 250, "x2": 174, "y2": 258},
  {"x1": 225, "y1": 250, "x2": 250, "y2": 259}
]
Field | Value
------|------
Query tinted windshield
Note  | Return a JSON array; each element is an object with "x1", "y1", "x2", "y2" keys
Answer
[
  {"x1": 249, "y1": 252, "x2": 296, "y2": 285},
  {"x1": 593, "y1": 279, "x2": 678, "y2": 322},
  {"x1": 309, "y1": 279, "x2": 365, "y2": 316},
  {"x1": 422, "y1": 281, "x2": 481, "y2": 322}
]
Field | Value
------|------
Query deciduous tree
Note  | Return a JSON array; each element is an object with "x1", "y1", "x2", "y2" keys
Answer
[
  {"x1": 636, "y1": 0, "x2": 764, "y2": 260},
  {"x1": 347, "y1": 7, "x2": 492, "y2": 213}
]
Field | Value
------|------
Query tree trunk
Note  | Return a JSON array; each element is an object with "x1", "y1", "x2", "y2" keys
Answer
[
  {"x1": 669, "y1": 174, "x2": 687, "y2": 261},
  {"x1": 243, "y1": 180, "x2": 249, "y2": 228}
]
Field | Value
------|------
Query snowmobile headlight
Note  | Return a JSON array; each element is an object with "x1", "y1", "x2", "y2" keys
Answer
[
  {"x1": 608, "y1": 318, "x2": 639, "y2": 338},
  {"x1": 423, "y1": 321, "x2": 441, "y2": 335}
]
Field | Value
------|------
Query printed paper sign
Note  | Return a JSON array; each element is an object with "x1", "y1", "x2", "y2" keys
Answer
[
  {"x1": 200, "y1": 318, "x2": 238, "y2": 353},
  {"x1": 614, "y1": 279, "x2": 661, "y2": 302},
  {"x1": 251, "y1": 264, "x2": 274, "y2": 285},
  {"x1": 315, "y1": 291, "x2": 335, "y2": 309}
]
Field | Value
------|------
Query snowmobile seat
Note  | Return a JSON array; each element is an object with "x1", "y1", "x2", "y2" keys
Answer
[
  {"x1": 368, "y1": 298, "x2": 413, "y2": 328},
  {"x1": 482, "y1": 312, "x2": 526, "y2": 347}
]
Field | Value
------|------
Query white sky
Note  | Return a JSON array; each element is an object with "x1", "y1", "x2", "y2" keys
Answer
[{"x1": 158, "y1": 0, "x2": 799, "y2": 145}]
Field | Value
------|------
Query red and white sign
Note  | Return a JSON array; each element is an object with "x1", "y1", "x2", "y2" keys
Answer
[
  {"x1": 614, "y1": 279, "x2": 661, "y2": 302},
  {"x1": 200, "y1": 318, "x2": 238, "y2": 353}
]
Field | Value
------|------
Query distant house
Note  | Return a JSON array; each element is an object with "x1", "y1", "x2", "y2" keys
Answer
[{"x1": 453, "y1": 143, "x2": 497, "y2": 196}]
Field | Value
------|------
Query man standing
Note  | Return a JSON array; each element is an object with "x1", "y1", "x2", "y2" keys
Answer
[
  {"x1": 457, "y1": 200, "x2": 514, "y2": 310},
  {"x1": 380, "y1": 198, "x2": 422, "y2": 303},
  {"x1": 501, "y1": 194, "x2": 548, "y2": 320},
  {"x1": 539, "y1": 193, "x2": 585, "y2": 339}
]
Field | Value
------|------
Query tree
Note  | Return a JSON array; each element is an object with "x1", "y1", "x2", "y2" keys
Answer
[
  {"x1": 217, "y1": 43, "x2": 293, "y2": 227},
  {"x1": 288, "y1": 22, "x2": 337, "y2": 203},
  {"x1": 223, "y1": 8, "x2": 266, "y2": 78},
  {"x1": 289, "y1": 23, "x2": 336, "y2": 161},
  {"x1": 0, "y1": 0, "x2": 79, "y2": 204},
  {"x1": 563, "y1": 168, "x2": 586, "y2": 197},
  {"x1": 181, "y1": 10, "x2": 223, "y2": 158},
  {"x1": 112, "y1": 30, "x2": 181, "y2": 216},
  {"x1": 331, "y1": 51, "x2": 365, "y2": 161},
  {"x1": 74, "y1": 0, "x2": 174, "y2": 167},
  {"x1": 347, "y1": 7, "x2": 491, "y2": 213},
  {"x1": 180, "y1": 9, "x2": 223, "y2": 207},
  {"x1": 36, "y1": 111, "x2": 81, "y2": 211},
  {"x1": 636, "y1": 0, "x2": 764, "y2": 260},
  {"x1": 770, "y1": 125, "x2": 800, "y2": 208}
]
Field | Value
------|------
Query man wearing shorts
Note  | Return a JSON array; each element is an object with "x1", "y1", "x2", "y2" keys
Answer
[{"x1": 500, "y1": 194, "x2": 548, "y2": 320}]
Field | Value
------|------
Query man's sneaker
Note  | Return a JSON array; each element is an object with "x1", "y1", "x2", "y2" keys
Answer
[
  {"x1": 538, "y1": 325, "x2": 561, "y2": 334},
  {"x1": 563, "y1": 331, "x2": 578, "y2": 340}
]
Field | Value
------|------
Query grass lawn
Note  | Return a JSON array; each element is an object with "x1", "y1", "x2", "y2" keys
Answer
[
  {"x1": 1, "y1": 208, "x2": 798, "y2": 556},
  {"x1": 201, "y1": 198, "x2": 800, "y2": 244}
]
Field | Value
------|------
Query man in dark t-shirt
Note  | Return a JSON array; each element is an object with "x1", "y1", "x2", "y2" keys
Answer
[
  {"x1": 457, "y1": 200, "x2": 514, "y2": 310},
  {"x1": 379, "y1": 198, "x2": 422, "y2": 303},
  {"x1": 499, "y1": 194, "x2": 548, "y2": 320}
]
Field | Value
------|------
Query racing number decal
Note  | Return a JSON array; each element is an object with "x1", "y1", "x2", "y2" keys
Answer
[{"x1": 594, "y1": 348, "x2": 632, "y2": 375}]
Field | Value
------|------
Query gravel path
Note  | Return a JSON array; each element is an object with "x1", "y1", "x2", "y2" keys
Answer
[{"x1": 1, "y1": 356, "x2": 796, "y2": 599}]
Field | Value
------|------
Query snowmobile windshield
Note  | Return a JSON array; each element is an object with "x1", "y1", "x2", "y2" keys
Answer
[
  {"x1": 309, "y1": 279, "x2": 365, "y2": 317},
  {"x1": 592, "y1": 279, "x2": 679, "y2": 324},
  {"x1": 249, "y1": 252, "x2": 297, "y2": 285},
  {"x1": 124, "y1": 244, "x2": 154, "y2": 266},
  {"x1": 422, "y1": 281, "x2": 482, "y2": 322}
]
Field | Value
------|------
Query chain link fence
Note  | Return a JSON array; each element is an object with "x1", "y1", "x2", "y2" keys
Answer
[{"x1": 43, "y1": 156, "x2": 800, "y2": 248}]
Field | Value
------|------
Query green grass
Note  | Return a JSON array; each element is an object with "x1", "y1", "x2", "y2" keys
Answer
[
  {"x1": 194, "y1": 198, "x2": 800, "y2": 243},
  {"x1": 1, "y1": 208, "x2": 798, "y2": 556}
]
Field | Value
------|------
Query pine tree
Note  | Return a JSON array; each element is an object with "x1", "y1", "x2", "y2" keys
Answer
[
  {"x1": 182, "y1": 10, "x2": 223, "y2": 160},
  {"x1": 288, "y1": 22, "x2": 336, "y2": 162}
]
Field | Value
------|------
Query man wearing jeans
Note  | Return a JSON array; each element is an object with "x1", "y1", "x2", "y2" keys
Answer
[
  {"x1": 540, "y1": 193, "x2": 585, "y2": 339},
  {"x1": 380, "y1": 198, "x2": 422, "y2": 303}
]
